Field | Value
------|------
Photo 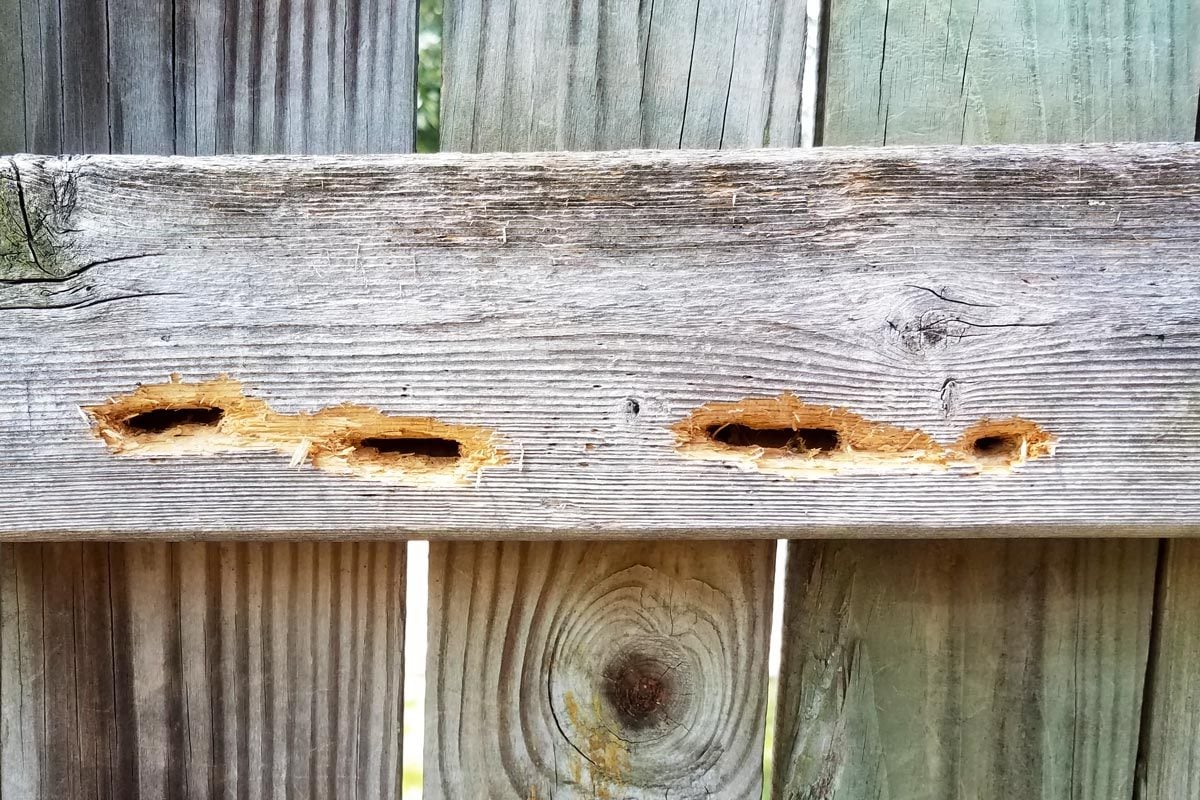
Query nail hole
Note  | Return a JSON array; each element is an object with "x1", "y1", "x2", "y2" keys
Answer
[
  {"x1": 122, "y1": 406, "x2": 224, "y2": 434},
  {"x1": 356, "y1": 436, "x2": 462, "y2": 461},
  {"x1": 971, "y1": 434, "x2": 1021, "y2": 459},
  {"x1": 707, "y1": 423, "x2": 841, "y2": 454}
]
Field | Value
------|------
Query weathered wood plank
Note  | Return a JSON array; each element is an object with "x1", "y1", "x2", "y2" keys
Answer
[
  {"x1": 0, "y1": 0, "x2": 417, "y2": 155},
  {"x1": 0, "y1": 541, "x2": 405, "y2": 799},
  {"x1": 821, "y1": 0, "x2": 1200, "y2": 146},
  {"x1": 441, "y1": 0, "x2": 808, "y2": 151},
  {"x1": 773, "y1": 539, "x2": 1157, "y2": 799},
  {"x1": 1, "y1": 144, "x2": 1200, "y2": 536},
  {"x1": 424, "y1": 540, "x2": 773, "y2": 798}
]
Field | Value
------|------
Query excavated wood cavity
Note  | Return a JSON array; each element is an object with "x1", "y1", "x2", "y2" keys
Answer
[
  {"x1": 673, "y1": 394, "x2": 1056, "y2": 477},
  {"x1": 85, "y1": 376, "x2": 507, "y2": 486},
  {"x1": 673, "y1": 393, "x2": 948, "y2": 477},
  {"x1": 954, "y1": 417, "x2": 1057, "y2": 474}
]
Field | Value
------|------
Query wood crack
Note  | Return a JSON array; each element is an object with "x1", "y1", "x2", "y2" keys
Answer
[{"x1": 8, "y1": 160, "x2": 47, "y2": 275}]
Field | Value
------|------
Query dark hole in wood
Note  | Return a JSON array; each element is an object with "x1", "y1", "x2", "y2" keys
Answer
[
  {"x1": 603, "y1": 652, "x2": 675, "y2": 731},
  {"x1": 972, "y1": 434, "x2": 1020, "y2": 458},
  {"x1": 123, "y1": 407, "x2": 224, "y2": 434},
  {"x1": 707, "y1": 423, "x2": 841, "y2": 453},
  {"x1": 358, "y1": 436, "x2": 462, "y2": 460}
]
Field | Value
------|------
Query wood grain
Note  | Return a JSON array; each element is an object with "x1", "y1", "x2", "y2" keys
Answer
[
  {"x1": 424, "y1": 540, "x2": 773, "y2": 799},
  {"x1": 1135, "y1": 541, "x2": 1200, "y2": 799},
  {"x1": 773, "y1": 540, "x2": 1157, "y2": 799},
  {"x1": 820, "y1": 0, "x2": 1200, "y2": 145},
  {"x1": 0, "y1": 541, "x2": 405, "y2": 799},
  {"x1": 1, "y1": 144, "x2": 1200, "y2": 537},
  {"x1": 0, "y1": 0, "x2": 417, "y2": 155},
  {"x1": 441, "y1": 0, "x2": 808, "y2": 152}
]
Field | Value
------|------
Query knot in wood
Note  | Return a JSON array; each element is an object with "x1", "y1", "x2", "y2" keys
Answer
[{"x1": 603, "y1": 651, "x2": 676, "y2": 731}]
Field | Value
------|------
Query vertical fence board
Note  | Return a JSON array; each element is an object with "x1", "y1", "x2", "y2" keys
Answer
[
  {"x1": 426, "y1": 541, "x2": 773, "y2": 797},
  {"x1": 1137, "y1": 542, "x2": 1200, "y2": 798},
  {"x1": 771, "y1": 0, "x2": 1195, "y2": 797},
  {"x1": 0, "y1": 0, "x2": 417, "y2": 155},
  {"x1": 1133, "y1": 5, "x2": 1200, "y2": 784},
  {"x1": 0, "y1": 1, "x2": 415, "y2": 796},
  {"x1": 429, "y1": 0, "x2": 804, "y2": 795},
  {"x1": 440, "y1": 0, "x2": 807, "y2": 152},
  {"x1": 0, "y1": 542, "x2": 406, "y2": 800},
  {"x1": 820, "y1": 0, "x2": 1200, "y2": 146},
  {"x1": 774, "y1": 541, "x2": 1156, "y2": 799}
]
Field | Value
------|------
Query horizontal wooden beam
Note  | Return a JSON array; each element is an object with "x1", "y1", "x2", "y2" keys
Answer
[{"x1": 1, "y1": 143, "x2": 1198, "y2": 538}]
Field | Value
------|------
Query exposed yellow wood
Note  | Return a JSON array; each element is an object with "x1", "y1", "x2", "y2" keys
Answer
[{"x1": 84, "y1": 375, "x2": 507, "y2": 485}]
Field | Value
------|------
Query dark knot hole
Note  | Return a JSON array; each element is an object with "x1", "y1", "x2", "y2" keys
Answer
[
  {"x1": 602, "y1": 652, "x2": 677, "y2": 731},
  {"x1": 122, "y1": 406, "x2": 224, "y2": 434},
  {"x1": 357, "y1": 436, "x2": 462, "y2": 460},
  {"x1": 971, "y1": 434, "x2": 1021, "y2": 459},
  {"x1": 706, "y1": 423, "x2": 841, "y2": 453}
]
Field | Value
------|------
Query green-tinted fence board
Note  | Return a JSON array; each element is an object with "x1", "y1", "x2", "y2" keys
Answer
[
  {"x1": 821, "y1": 0, "x2": 1200, "y2": 146},
  {"x1": 1137, "y1": 542, "x2": 1200, "y2": 799}
]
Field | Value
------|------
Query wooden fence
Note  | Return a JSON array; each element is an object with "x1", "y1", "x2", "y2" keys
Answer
[{"x1": 1, "y1": 0, "x2": 1198, "y2": 798}]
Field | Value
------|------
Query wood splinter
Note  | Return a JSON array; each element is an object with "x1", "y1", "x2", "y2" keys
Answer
[
  {"x1": 673, "y1": 393, "x2": 949, "y2": 477},
  {"x1": 83, "y1": 375, "x2": 508, "y2": 486},
  {"x1": 955, "y1": 418, "x2": 1057, "y2": 475},
  {"x1": 673, "y1": 393, "x2": 1056, "y2": 477}
]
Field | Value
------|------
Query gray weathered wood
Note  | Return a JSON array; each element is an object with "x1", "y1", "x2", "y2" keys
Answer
[
  {"x1": 2, "y1": 144, "x2": 1200, "y2": 537},
  {"x1": 0, "y1": 541, "x2": 405, "y2": 799},
  {"x1": 0, "y1": 0, "x2": 417, "y2": 155},
  {"x1": 441, "y1": 0, "x2": 808, "y2": 151},
  {"x1": 773, "y1": 539, "x2": 1157, "y2": 799},
  {"x1": 424, "y1": 540, "x2": 773, "y2": 799},
  {"x1": 821, "y1": 0, "x2": 1200, "y2": 146}
]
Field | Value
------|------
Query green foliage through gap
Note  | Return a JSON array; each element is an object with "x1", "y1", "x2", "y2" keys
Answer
[{"x1": 416, "y1": 0, "x2": 443, "y2": 153}]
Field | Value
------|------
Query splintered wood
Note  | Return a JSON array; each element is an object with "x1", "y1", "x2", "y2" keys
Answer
[
  {"x1": 672, "y1": 394, "x2": 1054, "y2": 477},
  {"x1": 85, "y1": 376, "x2": 507, "y2": 486}
]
